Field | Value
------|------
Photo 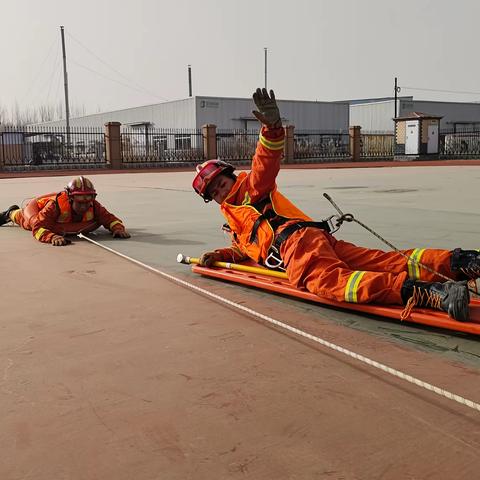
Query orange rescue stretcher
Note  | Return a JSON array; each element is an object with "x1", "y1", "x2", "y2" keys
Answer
[{"x1": 180, "y1": 256, "x2": 480, "y2": 336}]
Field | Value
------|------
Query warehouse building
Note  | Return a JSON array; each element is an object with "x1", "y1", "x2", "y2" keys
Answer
[
  {"x1": 35, "y1": 95, "x2": 350, "y2": 132},
  {"x1": 348, "y1": 96, "x2": 480, "y2": 132}
]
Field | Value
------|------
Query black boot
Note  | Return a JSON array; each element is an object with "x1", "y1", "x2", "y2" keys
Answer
[
  {"x1": 401, "y1": 279, "x2": 470, "y2": 322},
  {"x1": 451, "y1": 248, "x2": 480, "y2": 280},
  {"x1": 0, "y1": 205, "x2": 20, "y2": 226}
]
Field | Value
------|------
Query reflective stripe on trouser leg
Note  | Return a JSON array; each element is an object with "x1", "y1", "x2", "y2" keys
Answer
[
  {"x1": 10, "y1": 209, "x2": 21, "y2": 223},
  {"x1": 344, "y1": 270, "x2": 367, "y2": 303},
  {"x1": 407, "y1": 248, "x2": 426, "y2": 280}
]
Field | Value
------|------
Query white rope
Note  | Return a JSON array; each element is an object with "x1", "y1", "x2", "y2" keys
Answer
[{"x1": 78, "y1": 233, "x2": 480, "y2": 413}]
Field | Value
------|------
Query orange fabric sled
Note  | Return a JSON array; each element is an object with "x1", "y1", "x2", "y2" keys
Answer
[{"x1": 191, "y1": 262, "x2": 480, "y2": 335}]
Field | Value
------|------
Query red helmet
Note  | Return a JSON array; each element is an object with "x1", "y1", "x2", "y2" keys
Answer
[
  {"x1": 65, "y1": 176, "x2": 96, "y2": 199},
  {"x1": 192, "y1": 159, "x2": 235, "y2": 202}
]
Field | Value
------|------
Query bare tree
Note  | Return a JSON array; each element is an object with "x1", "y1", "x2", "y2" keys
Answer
[
  {"x1": 0, "y1": 104, "x2": 8, "y2": 125},
  {"x1": 1, "y1": 101, "x2": 88, "y2": 126}
]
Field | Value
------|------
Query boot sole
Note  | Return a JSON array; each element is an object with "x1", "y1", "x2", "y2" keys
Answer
[{"x1": 447, "y1": 283, "x2": 470, "y2": 322}]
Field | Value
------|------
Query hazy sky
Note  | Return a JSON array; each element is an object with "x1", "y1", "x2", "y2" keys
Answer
[{"x1": 2, "y1": 0, "x2": 480, "y2": 115}]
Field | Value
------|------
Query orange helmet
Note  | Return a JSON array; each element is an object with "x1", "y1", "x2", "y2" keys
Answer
[
  {"x1": 65, "y1": 176, "x2": 96, "y2": 200},
  {"x1": 192, "y1": 159, "x2": 235, "y2": 202}
]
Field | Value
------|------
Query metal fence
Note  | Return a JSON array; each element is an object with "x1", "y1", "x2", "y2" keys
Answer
[
  {"x1": 440, "y1": 130, "x2": 480, "y2": 158},
  {"x1": 13, "y1": 125, "x2": 474, "y2": 170},
  {"x1": 293, "y1": 131, "x2": 350, "y2": 159},
  {"x1": 216, "y1": 129, "x2": 258, "y2": 162},
  {"x1": 0, "y1": 126, "x2": 106, "y2": 169},
  {"x1": 121, "y1": 127, "x2": 204, "y2": 164},
  {"x1": 360, "y1": 131, "x2": 394, "y2": 158}
]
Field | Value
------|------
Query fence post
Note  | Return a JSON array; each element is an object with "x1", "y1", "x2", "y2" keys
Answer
[
  {"x1": 283, "y1": 125, "x2": 295, "y2": 163},
  {"x1": 202, "y1": 124, "x2": 217, "y2": 160},
  {"x1": 104, "y1": 122, "x2": 122, "y2": 168},
  {"x1": 0, "y1": 137, "x2": 4, "y2": 171},
  {"x1": 349, "y1": 126, "x2": 361, "y2": 161}
]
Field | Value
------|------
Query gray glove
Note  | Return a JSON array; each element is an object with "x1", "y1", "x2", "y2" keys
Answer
[{"x1": 252, "y1": 88, "x2": 281, "y2": 128}]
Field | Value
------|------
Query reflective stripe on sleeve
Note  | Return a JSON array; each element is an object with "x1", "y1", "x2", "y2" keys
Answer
[
  {"x1": 259, "y1": 134, "x2": 285, "y2": 151},
  {"x1": 344, "y1": 270, "x2": 366, "y2": 303},
  {"x1": 34, "y1": 227, "x2": 47, "y2": 240},
  {"x1": 109, "y1": 220, "x2": 123, "y2": 230}
]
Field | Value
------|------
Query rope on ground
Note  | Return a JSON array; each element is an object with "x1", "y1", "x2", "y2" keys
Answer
[{"x1": 78, "y1": 233, "x2": 480, "y2": 414}]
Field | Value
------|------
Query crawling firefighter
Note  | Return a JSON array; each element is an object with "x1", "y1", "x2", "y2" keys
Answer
[
  {"x1": 192, "y1": 87, "x2": 480, "y2": 323},
  {"x1": 0, "y1": 176, "x2": 130, "y2": 245}
]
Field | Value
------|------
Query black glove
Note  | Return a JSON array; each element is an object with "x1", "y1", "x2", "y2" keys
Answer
[
  {"x1": 51, "y1": 235, "x2": 71, "y2": 246},
  {"x1": 252, "y1": 88, "x2": 281, "y2": 128}
]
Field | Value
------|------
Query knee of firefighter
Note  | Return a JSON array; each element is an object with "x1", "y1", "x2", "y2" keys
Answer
[{"x1": 23, "y1": 199, "x2": 39, "y2": 225}]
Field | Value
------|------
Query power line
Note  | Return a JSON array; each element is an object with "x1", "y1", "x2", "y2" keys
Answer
[
  {"x1": 402, "y1": 85, "x2": 480, "y2": 96},
  {"x1": 46, "y1": 51, "x2": 62, "y2": 104},
  {"x1": 70, "y1": 59, "x2": 168, "y2": 102},
  {"x1": 66, "y1": 30, "x2": 168, "y2": 102},
  {"x1": 21, "y1": 37, "x2": 58, "y2": 103}
]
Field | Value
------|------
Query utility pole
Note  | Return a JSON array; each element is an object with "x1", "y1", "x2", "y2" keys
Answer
[
  {"x1": 394, "y1": 77, "x2": 400, "y2": 118},
  {"x1": 264, "y1": 47, "x2": 268, "y2": 90},
  {"x1": 60, "y1": 26, "x2": 70, "y2": 151},
  {"x1": 188, "y1": 65, "x2": 192, "y2": 97}
]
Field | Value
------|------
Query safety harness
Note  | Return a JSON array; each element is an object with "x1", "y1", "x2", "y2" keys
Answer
[
  {"x1": 233, "y1": 196, "x2": 343, "y2": 270},
  {"x1": 264, "y1": 218, "x2": 341, "y2": 269}
]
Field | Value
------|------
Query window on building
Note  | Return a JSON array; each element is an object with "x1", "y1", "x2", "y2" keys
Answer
[
  {"x1": 175, "y1": 134, "x2": 191, "y2": 150},
  {"x1": 153, "y1": 134, "x2": 168, "y2": 152}
]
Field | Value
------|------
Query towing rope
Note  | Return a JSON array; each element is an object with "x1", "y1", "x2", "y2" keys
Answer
[
  {"x1": 78, "y1": 233, "x2": 480, "y2": 413},
  {"x1": 323, "y1": 193, "x2": 478, "y2": 295}
]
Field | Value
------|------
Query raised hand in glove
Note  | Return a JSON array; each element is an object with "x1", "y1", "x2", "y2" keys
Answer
[
  {"x1": 252, "y1": 88, "x2": 281, "y2": 128},
  {"x1": 51, "y1": 235, "x2": 71, "y2": 246}
]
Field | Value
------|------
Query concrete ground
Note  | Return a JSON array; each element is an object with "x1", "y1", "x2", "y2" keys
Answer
[{"x1": 1, "y1": 164, "x2": 480, "y2": 479}]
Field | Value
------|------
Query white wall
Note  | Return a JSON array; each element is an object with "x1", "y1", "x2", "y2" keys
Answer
[
  {"x1": 350, "y1": 98, "x2": 480, "y2": 132},
  {"x1": 32, "y1": 98, "x2": 197, "y2": 129},
  {"x1": 195, "y1": 96, "x2": 349, "y2": 131},
  {"x1": 350, "y1": 100, "x2": 397, "y2": 131},
  {"x1": 411, "y1": 101, "x2": 480, "y2": 130},
  {"x1": 30, "y1": 96, "x2": 349, "y2": 131}
]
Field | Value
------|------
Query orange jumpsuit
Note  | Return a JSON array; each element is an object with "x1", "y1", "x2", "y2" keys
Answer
[
  {"x1": 213, "y1": 126, "x2": 457, "y2": 306},
  {"x1": 11, "y1": 191, "x2": 125, "y2": 244}
]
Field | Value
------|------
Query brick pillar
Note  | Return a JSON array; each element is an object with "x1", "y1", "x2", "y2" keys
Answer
[
  {"x1": 104, "y1": 122, "x2": 122, "y2": 169},
  {"x1": 202, "y1": 124, "x2": 217, "y2": 160},
  {"x1": 349, "y1": 126, "x2": 361, "y2": 161},
  {"x1": 283, "y1": 125, "x2": 295, "y2": 163}
]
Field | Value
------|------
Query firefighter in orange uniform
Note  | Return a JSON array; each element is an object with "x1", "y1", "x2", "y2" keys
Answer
[
  {"x1": 0, "y1": 176, "x2": 130, "y2": 245},
  {"x1": 192, "y1": 88, "x2": 480, "y2": 323}
]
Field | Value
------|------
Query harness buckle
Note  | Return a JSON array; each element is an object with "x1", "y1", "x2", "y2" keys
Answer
[
  {"x1": 325, "y1": 215, "x2": 341, "y2": 234},
  {"x1": 221, "y1": 223, "x2": 232, "y2": 234},
  {"x1": 264, "y1": 246, "x2": 284, "y2": 270}
]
